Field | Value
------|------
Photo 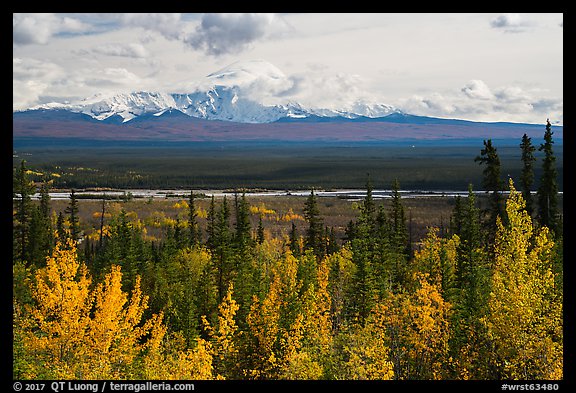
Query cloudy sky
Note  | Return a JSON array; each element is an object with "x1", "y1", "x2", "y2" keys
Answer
[{"x1": 13, "y1": 13, "x2": 563, "y2": 124}]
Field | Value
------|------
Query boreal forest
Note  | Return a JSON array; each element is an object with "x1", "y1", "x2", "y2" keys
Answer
[{"x1": 12, "y1": 122, "x2": 562, "y2": 381}]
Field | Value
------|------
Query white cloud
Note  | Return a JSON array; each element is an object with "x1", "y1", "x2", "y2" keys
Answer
[
  {"x1": 13, "y1": 79, "x2": 48, "y2": 110},
  {"x1": 397, "y1": 80, "x2": 562, "y2": 124},
  {"x1": 286, "y1": 72, "x2": 371, "y2": 109},
  {"x1": 12, "y1": 13, "x2": 562, "y2": 124},
  {"x1": 402, "y1": 93, "x2": 457, "y2": 116},
  {"x1": 13, "y1": 13, "x2": 90, "y2": 45},
  {"x1": 490, "y1": 13, "x2": 533, "y2": 33},
  {"x1": 12, "y1": 55, "x2": 153, "y2": 110},
  {"x1": 494, "y1": 85, "x2": 531, "y2": 103},
  {"x1": 117, "y1": 13, "x2": 185, "y2": 40},
  {"x1": 82, "y1": 67, "x2": 145, "y2": 88},
  {"x1": 461, "y1": 79, "x2": 495, "y2": 100},
  {"x1": 13, "y1": 57, "x2": 64, "y2": 81},
  {"x1": 13, "y1": 57, "x2": 65, "y2": 109},
  {"x1": 185, "y1": 13, "x2": 289, "y2": 56},
  {"x1": 91, "y1": 43, "x2": 149, "y2": 58}
]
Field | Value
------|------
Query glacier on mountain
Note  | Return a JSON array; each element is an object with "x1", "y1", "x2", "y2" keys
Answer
[{"x1": 26, "y1": 59, "x2": 398, "y2": 123}]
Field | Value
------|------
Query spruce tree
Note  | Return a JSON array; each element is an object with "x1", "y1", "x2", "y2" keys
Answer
[
  {"x1": 388, "y1": 179, "x2": 409, "y2": 289},
  {"x1": 55, "y1": 211, "x2": 67, "y2": 245},
  {"x1": 13, "y1": 160, "x2": 35, "y2": 264},
  {"x1": 519, "y1": 133, "x2": 537, "y2": 216},
  {"x1": 451, "y1": 184, "x2": 492, "y2": 378},
  {"x1": 98, "y1": 196, "x2": 106, "y2": 249},
  {"x1": 206, "y1": 195, "x2": 217, "y2": 249},
  {"x1": 174, "y1": 218, "x2": 184, "y2": 249},
  {"x1": 375, "y1": 204, "x2": 389, "y2": 239},
  {"x1": 214, "y1": 196, "x2": 232, "y2": 303},
  {"x1": 537, "y1": 119, "x2": 559, "y2": 235},
  {"x1": 450, "y1": 196, "x2": 464, "y2": 237},
  {"x1": 359, "y1": 175, "x2": 376, "y2": 231},
  {"x1": 474, "y1": 139, "x2": 503, "y2": 240},
  {"x1": 256, "y1": 214, "x2": 265, "y2": 244},
  {"x1": 188, "y1": 190, "x2": 200, "y2": 246},
  {"x1": 456, "y1": 184, "x2": 483, "y2": 292},
  {"x1": 390, "y1": 179, "x2": 409, "y2": 256},
  {"x1": 348, "y1": 237, "x2": 375, "y2": 323},
  {"x1": 303, "y1": 189, "x2": 324, "y2": 257},
  {"x1": 65, "y1": 189, "x2": 80, "y2": 242},
  {"x1": 326, "y1": 227, "x2": 338, "y2": 255},
  {"x1": 27, "y1": 207, "x2": 45, "y2": 267},
  {"x1": 28, "y1": 180, "x2": 53, "y2": 267},
  {"x1": 38, "y1": 180, "x2": 52, "y2": 233},
  {"x1": 233, "y1": 192, "x2": 252, "y2": 250},
  {"x1": 344, "y1": 219, "x2": 357, "y2": 242},
  {"x1": 289, "y1": 222, "x2": 300, "y2": 257}
]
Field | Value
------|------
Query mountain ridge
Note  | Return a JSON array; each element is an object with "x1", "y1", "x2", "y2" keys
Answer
[
  {"x1": 13, "y1": 107, "x2": 562, "y2": 145},
  {"x1": 19, "y1": 59, "x2": 399, "y2": 124},
  {"x1": 13, "y1": 59, "x2": 562, "y2": 144},
  {"x1": 22, "y1": 87, "x2": 399, "y2": 124}
]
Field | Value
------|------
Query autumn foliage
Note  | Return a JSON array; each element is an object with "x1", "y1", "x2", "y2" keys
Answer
[{"x1": 13, "y1": 175, "x2": 562, "y2": 380}]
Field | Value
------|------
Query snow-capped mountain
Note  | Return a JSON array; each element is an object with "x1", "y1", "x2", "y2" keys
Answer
[
  {"x1": 41, "y1": 91, "x2": 178, "y2": 122},
  {"x1": 26, "y1": 60, "x2": 398, "y2": 124}
]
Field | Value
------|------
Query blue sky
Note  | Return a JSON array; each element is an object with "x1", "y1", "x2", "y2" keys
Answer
[{"x1": 13, "y1": 13, "x2": 563, "y2": 124}]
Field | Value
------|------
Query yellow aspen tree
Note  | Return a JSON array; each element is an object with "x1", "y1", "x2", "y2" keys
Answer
[
  {"x1": 278, "y1": 257, "x2": 332, "y2": 380},
  {"x1": 483, "y1": 179, "x2": 562, "y2": 379},
  {"x1": 279, "y1": 312, "x2": 323, "y2": 380},
  {"x1": 325, "y1": 246, "x2": 355, "y2": 332},
  {"x1": 245, "y1": 273, "x2": 282, "y2": 379},
  {"x1": 404, "y1": 274, "x2": 452, "y2": 379},
  {"x1": 21, "y1": 239, "x2": 168, "y2": 380},
  {"x1": 413, "y1": 227, "x2": 459, "y2": 301},
  {"x1": 140, "y1": 313, "x2": 168, "y2": 379},
  {"x1": 252, "y1": 237, "x2": 285, "y2": 291},
  {"x1": 141, "y1": 329, "x2": 217, "y2": 380},
  {"x1": 245, "y1": 250, "x2": 303, "y2": 379},
  {"x1": 310, "y1": 256, "x2": 333, "y2": 356},
  {"x1": 23, "y1": 239, "x2": 92, "y2": 379},
  {"x1": 287, "y1": 255, "x2": 333, "y2": 378},
  {"x1": 340, "y1": 305, "x2": 395, "y2": 380},
  {"x1": 202, "y1": 283, "x2": 240, "y2": 379},
  {"x1": 278, "y1": 250, "x2": 300, "y2": 312},
  {"x1": 251, "y1": 250, "x2": 330, "y2": 380},
  {"x1": 86, "y1": 268, "x2": 156, "y2": 379},
  {"x1": 378, "y1": 273, "x2": 452, "y2": 380},
  {"x1": 171, "y1": 338, "x2": 217, "y2": 380}
]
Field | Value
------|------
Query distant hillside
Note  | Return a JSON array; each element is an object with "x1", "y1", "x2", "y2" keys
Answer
[{"x1": 13, "y1": 109, "x2": 561, "y2": 146}]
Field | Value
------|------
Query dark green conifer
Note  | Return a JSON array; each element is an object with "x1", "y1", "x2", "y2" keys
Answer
[
  {"x1": 537, "y1": 119, "x2": 559, "y2": 234},
  {"x1": 289, "y1": 222, "x2": 300, "y2": 256},
  {"x1": 188, "y1": 191, "x2": 200, "y2": 246},
  {"x1": 206, "y1": 195, "x2": 217, "y2": 249},
  {"x1": 303, "y1": 189, "x2": 324, "y2": 257},
  {"x1": 214, "y1": 196, "x2": 232, "y2": 303},
  {"x1": 65, "y1": 189, "x2": 80, "y2": 242},
  {"x1": 474, "y1": 139, "x2": 503, "y2": 242},
  {"x1": 256, "y1": 214, "x2": 265, "y2": 244},
  {"x1": 234, "y1": 192, "x2": 252, "y2": 250},
  {"x1": 13, "y1": 160, "x2": 35, "y2": 264},
  {"x1": 519, "y1": 133, "x2": 537, "y2": 216}
]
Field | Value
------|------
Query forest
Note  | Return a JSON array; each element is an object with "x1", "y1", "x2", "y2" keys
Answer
[
  {"x1": 11, "y1": 141, "x2": 563, "y2": 192},
  {"x1": 12, "y1": 122, "x2": 563, "y2": 381}
]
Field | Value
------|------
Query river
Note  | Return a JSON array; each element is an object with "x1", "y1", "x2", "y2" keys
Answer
[{"x1": 22, "y1": 188, "x2": 554, "y2": 201}]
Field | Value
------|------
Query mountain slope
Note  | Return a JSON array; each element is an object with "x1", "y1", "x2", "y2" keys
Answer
[
  {"x1": 14, "y1": 59, "x2": 562, "y2": 144},
  {"x1": 13, "y1": 108, "x2": 561, "y2": 145},
  {"x1": 22, "y1": 59, "x2": 397, "y2": 124}
]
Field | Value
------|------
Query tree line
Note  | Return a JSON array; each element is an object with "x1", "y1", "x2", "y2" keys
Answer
[{"x1": 12, "y1": 120, "x2": 562, "y2": 380}]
